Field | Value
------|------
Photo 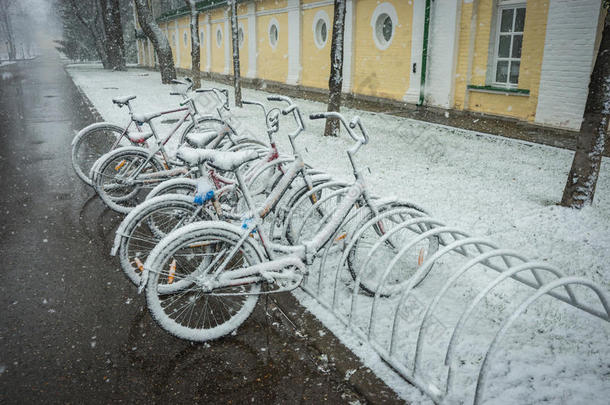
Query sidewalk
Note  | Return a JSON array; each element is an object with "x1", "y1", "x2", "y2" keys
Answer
[{"x1": 66, "y1": 64, "x2": 610, "y2": 403}]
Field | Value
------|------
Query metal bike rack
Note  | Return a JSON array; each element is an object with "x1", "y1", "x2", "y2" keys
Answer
[{"x1": 291, "y1": 198, "x2": 609, "y2": 404}]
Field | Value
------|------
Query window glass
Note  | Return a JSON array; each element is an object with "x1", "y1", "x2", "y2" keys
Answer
[
  {"x1": 498, "y1": 35, "x2": 511, "y2": 58},
  {"x1": 514, "y1": 8, "x2": 526, "y2": 32},
  {"x1": 382, "y1": 15, "x2": 392, "y2": 42},
  {"x1": 509, "y1": 61, "x2": 520, "y2": 84},
  {"x1": 238, "y1": 27, "x2": 244, "y2": 48},
  {"x1": 320, "y1": 22, "x2": 327, "y2": 43},
  {"x1": 496, "y1": 61, "x2": 509, "y2": 83},
  {"x1": 500, "y1": 9, "x2": 514, "y2": 32},
  {"x1": 511, "y1": 35, "x2": 522, "y2": 58},
  {"x1": 269, "y1": 24, "x2": 278, "y2": 47},
  {"x1": 200, "y1": 31, "x2": 204, "y2": 45},
  {"x1": 216, "y1": 28, "x2": 222, "y2": 47}
]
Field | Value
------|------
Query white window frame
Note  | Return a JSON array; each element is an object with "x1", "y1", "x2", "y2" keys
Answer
[
  {"x1": 238, "y1": 23, "x2": 245, "y2": 49},
  {"x1": 312, "y1": 10, "x2": 330, "y2": 49},
  {"x1": 216, "y1": 26, "x2": 223, "y2": 48},
  {"x1": 491, "y1": 1, "x2": 526, "y2": 88},
  {"x1": 370, "y1": 3, "x2": 398, "y2": 51},
  {"x1": 268, "y1": 18, "x2": 279, "y2": 49}
]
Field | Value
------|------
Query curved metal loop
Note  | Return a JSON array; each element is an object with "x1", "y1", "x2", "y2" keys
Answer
[{"x1": 473, "y1": 277, "x2": 610, "y2": 405}]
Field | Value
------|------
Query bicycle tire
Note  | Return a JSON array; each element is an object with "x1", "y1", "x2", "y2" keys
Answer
[
  {"x1": 146, "y1": 178, "x2": 198, "y2": 200},
  {"x1": 346, "y1": 202, "x2": 440, "y2": 297},
  {"x1": 117, "y1": 194, "x2": 214, "y2": 286},
  {"x1": 145, "y1": 222, "x2": 262, "y2": 342},
  {"x1": 179, "y1": 116, "x2": 235, "y2": 146},
  {"x1": 93, "y1": 146, "x2": 165, "y2": 214},
  {"x1": 72, "y1": 122, "x2": 133, "y2": 186}
]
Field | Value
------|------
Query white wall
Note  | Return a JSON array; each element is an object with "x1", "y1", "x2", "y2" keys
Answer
[{"x1": 535, "y1": 0, "x2": 603, "y2": 130}]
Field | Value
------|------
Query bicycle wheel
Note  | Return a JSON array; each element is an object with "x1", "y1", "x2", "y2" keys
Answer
[
  {"x1": 72, "y1": 122, "x2": 133, "y2": 186},
  {"x1": 179, "y1": 117, "x2": 235, "y2": 146},
  {"x1": 146, "y1": 178, "x2": 198, "y2": 200},
  {"x1": 93, "y1": 146, "x2": 165, "y2": 214},
  {"x1": 284, "y1": 182, "x2": 349, "y2": 245},
  {"x1": 118, "y1": 194, "x2": 214, "y2": 286},
  {"x1": 346, "y1": 203, "x2": 440, "y2": 297},
  {"x1": 145, "y1": 223, "x2": 262, "y2": 342}
]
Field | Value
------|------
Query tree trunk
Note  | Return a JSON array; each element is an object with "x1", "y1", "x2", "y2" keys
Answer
[
  {"x1": 133, "y1": 0, "x2": 176, "y2": 84},
  {"x1": 324, "y1": 0, "x2": 346, "y2": 137},
  {"x1": 229, "y1": 0, "x2": 242, "y2": 107},
  {"x1": 185, "y1": 0, "x2": 201, "y2": 88},
  {"x1": 100, "y1": 0, "x2": 126, "y2": 70},
  {"x1": 560, "y1": 12, "x2": 610, "y2": 208}
]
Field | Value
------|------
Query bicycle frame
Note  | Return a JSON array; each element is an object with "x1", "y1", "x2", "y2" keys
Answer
[{"x1": 194, "y1": 112, "x2": 372, "y2": 289}]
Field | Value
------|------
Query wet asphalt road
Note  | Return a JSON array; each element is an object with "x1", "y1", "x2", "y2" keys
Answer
[{"x1": 0, "y1": 51, "x2": 368, "y2": 404}]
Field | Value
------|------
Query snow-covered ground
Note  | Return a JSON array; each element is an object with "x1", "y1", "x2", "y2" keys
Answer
[{"x1": 67, "y1": 64, "x2": 609, "y2": 404}]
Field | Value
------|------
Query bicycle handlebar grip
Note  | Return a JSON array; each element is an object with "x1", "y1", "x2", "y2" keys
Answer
[
  {"x1": 169, "y1": 92, "x2": 181, "y2": 96},
  {"x1": 267, "y1": 96, "x2": 283, "y2": 102},
  {"x1": 309, "y1": 113, "x2": 326, "y2": 120},
  {"x1": 171, "y1": 79, "x2": 187, "y2": 85}
]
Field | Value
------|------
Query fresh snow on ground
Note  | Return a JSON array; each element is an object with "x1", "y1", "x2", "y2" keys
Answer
[{"x1": 67, "y1": 64, "x2": 609, "y2": 404}]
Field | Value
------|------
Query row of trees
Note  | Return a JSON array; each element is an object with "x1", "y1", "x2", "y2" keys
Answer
[
  {"x1": 55, "y1": 0, "x2": 136, "y2": 70},
  {"x1": 0, "y1": 0, "x2": 38, "y2": 61}
]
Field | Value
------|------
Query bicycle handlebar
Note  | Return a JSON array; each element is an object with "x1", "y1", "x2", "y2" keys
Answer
[
  {"x1": 266, "y1": 95, "x2": 305, "y2": 133},
  {"x1": 309, "y1": 112, "x2": 369, "y2": 145},
  {"x1": 195, "y1": 87, "x2": 230, "y2": 110}
]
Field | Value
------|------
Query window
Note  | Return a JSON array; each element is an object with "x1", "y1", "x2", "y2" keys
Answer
[
  {"x1": 216, "y1": 27, "x2": 222, "y2": 48},
  {"x1": 183, "y1": 31, "x2": 188, "y2": 46},
  {"x1": 313, "y1": 10, "x2": 330, "y2": 49},
  {"x1": 200, "y1": 30, "x2": 204, "y2": 45},
  {"x1": 268, "y1": 19, "x2": 279, "y2": 48},
  {"x1": 493, "y1": 4, "x2": 526, "y2": 87},
  {"x1": 371, "y1": 3, "x2": 397, "y2": 50},
  {"x1": 172, "y1": 33, "x2": 176, "y2": 46}
]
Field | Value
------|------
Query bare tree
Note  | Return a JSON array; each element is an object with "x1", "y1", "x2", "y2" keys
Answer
[
  {"x1": 133, "y1": 0, "x2": 176, "y2": 83},
  {"x1": 185, "y1": 0, "x2": 200, "y2": 88},
  {"x1": 0, "y1": 0, "x2": 17, "y2": 60},
  {"x1": 560, "y1": 11, "x2": 610, "y2": 208},
  {"x1": 324, "y1": 0, "x2": 346, "y2": 137},
  {"x1": 100, "y1": 0, "x2": 126, "y2": 70},
  {"x1": 229, "y1": 0, "x2": 242, "y2": 107}
]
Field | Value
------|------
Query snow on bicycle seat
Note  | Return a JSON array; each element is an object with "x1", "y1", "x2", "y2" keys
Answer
[
  {"x1": 185, "y1": 129, "x2": 218, "y2": 148},
  {"x1": 127, "y1": 130, "x2": 154, "y2": 144},
  {"x1": 132, "y1": 111, "x2": 163, "y2": 123},
  {"x1": 176, "y1": 146, "x2": 259, "y2": 171},
  {"x1": 112, "y1": 95, "x2": 136, "y2": 105}
]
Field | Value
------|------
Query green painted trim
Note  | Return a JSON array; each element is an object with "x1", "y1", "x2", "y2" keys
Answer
[
  {"x1": 418, "y1": 0, "x2": 431, "y2": 106},
  {"x1": 467, "y1": 85, "x2": 530, "y2": 95}
]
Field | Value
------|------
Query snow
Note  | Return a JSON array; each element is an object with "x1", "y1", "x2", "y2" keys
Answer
[{"x1": 66, "y1": 65, "x2": 610, "y2": 404}]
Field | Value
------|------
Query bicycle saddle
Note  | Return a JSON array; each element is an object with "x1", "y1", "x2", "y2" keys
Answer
[
  {"x1": 132, "y1": 111, "x2": 163, "y2": 124},
  {"x1": 112, "y1": 95, "x2": 136, "y2": 106},
  {"x1": 185, "y1": 130, "x2": 219, "y2": 148},
  {"x1": 176, "y1": 146, "x2": 259, "y2": 171},
  {"x1": 127, "y1": 130, "x2": 154, "y2": 144}
]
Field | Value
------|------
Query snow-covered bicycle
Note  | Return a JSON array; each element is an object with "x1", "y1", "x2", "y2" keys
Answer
[{"x1": 139, "y1": 112, "x2": 439, "y2": 341}]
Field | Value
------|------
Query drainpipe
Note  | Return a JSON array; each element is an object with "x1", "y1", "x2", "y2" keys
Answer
[{"x1": 417, "y1": 0, "x2": 432, "y2": 106}]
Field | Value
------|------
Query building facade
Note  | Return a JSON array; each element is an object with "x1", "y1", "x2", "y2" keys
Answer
[{"x1": 135, "y1": 0, "x2": 607, "y2": 132}]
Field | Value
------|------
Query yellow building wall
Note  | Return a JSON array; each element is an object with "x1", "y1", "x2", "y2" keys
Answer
[
  {"x1": 454, "y1": 1, "x2": 549, "y2": 122},
  {"x1": 301, "y1": 5, "x2": 333, "y2": 89},
  {"x1": 351, "y1": 0, "x2": 413, "y2": 100},
  {"x1": 210, "y1": 8, "x2": 226, "y2": 74},
  {"x1": 256, "y1": 0, "x2": 289, "y2": 83},
  {"x1": 177, "y1": 16, "x2": 191, "y2": 70}
]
